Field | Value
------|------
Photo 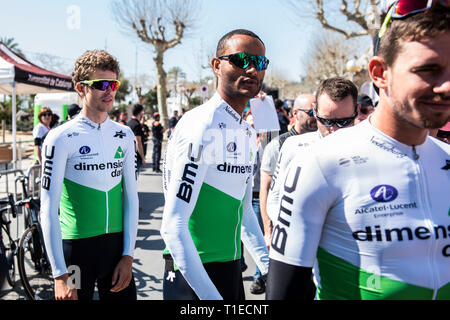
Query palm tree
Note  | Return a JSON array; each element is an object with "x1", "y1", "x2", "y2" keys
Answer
[{"x1": 0, "y1": 37, "x2": 25, "y2": 57}]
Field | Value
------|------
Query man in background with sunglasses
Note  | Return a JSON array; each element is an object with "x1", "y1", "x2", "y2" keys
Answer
[
  {"x1": 355, "y1": 94, "x2": 375, "y2": 124},
  {"x1": 161, "y1": 29, "x2": 269, "y2": 300},
  {"x1": 267, "y1": 1, "x2": 450, "y2": 300},
  {"x1": 41, "y1": 50, "x2": 139, "y2": 300}
]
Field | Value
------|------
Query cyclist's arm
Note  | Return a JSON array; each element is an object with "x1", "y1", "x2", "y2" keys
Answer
[
  {"x1": 121, "y1": 131, "x2": 139, "y2": 258},
  {"x1": 241, "y1": 177, "x2": 269, "y2": 275},
  {"x1": 266, "y1": 149, "x2": 284, "y2": 223},
  {"x1": 160, "y1": 126, "x2": 222, "y2": 300},
  {"x1": 40, "y1": 131, "x2": 69, "y2": 278},
  {"x1": 267, "y1": 151, "x2": 336, "y2": 299}
]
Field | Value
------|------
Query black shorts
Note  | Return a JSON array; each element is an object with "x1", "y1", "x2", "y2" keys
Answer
[
  {"x1": 163, "y1": 254, "x2": 245, "y2": 300},
  {"x1": 63, "y1": 232, "x2": 137, "y2": 300}
]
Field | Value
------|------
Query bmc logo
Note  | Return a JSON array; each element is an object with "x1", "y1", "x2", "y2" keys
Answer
[
  {"x1": 79, "y1": 146, "x2": 91, "y2": 155},
  {"x1": 370, "y1": 185, "x2": 398, "y2": 203}
]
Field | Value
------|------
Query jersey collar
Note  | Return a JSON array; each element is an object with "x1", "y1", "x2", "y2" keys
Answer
[
  {"x1": 79, "y1": 115, "x2": 110, "y2": 130},
  {"x1": 214, "y1": 92, "x2": 244, "y2": 125}
]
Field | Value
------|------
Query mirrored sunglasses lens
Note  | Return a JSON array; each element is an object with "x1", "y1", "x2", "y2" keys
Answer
[
  {"x1": 230, "y1": 53, "x2": 249, "y2": 69},
  {"x1": 395, "y1": 0, "x2": 430, "y2": 16},
  {"x1": 92, "y1": 81, "x2": 119, "y2": 91}
]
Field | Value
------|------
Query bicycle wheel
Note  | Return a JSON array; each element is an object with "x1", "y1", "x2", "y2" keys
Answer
[
  {"x1": 18, "y1": 225, "x2": 54, "y2": 300},
  {"x1": 1, "y1": 224, "x2": 16, "y2": 287}
]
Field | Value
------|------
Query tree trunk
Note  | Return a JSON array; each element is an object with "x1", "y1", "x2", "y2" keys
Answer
[{"x1": 154, "y1": 49, "x2": 169, "y2": 129}]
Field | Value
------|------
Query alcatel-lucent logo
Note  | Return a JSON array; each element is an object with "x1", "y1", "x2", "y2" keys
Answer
[{"x1": 370, "y1": 185, "x2": 398, "y2": 203}]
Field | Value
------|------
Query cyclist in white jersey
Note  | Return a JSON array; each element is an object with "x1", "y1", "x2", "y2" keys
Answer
[
  {"x1": 161, "y1": 29, "x2": 269, "y2": 300},
  {"x1": 41, "y1": 50, "x2": 139, "y2": 300},
  {"x1": 267, "y1": 1, "x2": 450, "y2": 300}
]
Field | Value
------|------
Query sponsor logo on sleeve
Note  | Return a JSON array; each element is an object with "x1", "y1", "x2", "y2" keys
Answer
[
  {"x1": 271, "y1": 166, "x2": 302, "y2": 255},
  {"x1": 176, "y1": 143, "x2": 203, "y2": 203},
  {"x1": 42, "y1": 145, "x2": 55, "y2": 190}
]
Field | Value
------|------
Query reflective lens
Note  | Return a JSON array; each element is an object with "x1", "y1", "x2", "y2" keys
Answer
[
  {"x1": 218, "y1": 52, "x2": 269, "y2": 71},
  {"x1": 297, "y1": 108, "x2": 315, "y2": 117},
  {"x1": 375, "y1": 0, "x2": 449, "y2": 55},
  {"x1": 393, "y1": 0, "x2": 432, "y2": 17},
  {"x1": 315, "y1": 114, "x2": 357, "y2": 128},
  {"x1": 80, "y1": 79, "x2": 121, "y2": 91}
]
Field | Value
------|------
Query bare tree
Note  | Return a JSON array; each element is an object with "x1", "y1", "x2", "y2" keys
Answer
[
  {"x1": 111, "y1": 0, "x2": 200, "y2": 127},
  {"x1": 286, "y1": 0, "x2": 382, "y2": 39},
  {"x1": 300, "y1": 32, "x2": 371, "y2": 92}
]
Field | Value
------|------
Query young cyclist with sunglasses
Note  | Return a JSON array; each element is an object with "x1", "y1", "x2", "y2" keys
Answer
[
  {"x1": 40, "y1": 50, "x2": 139, "y2": 300},
  {"x1": 267, "y1": 0, "x2": 450, "y2": 300},
  {"x1": 161, "y1": 29, "x2": 269, "y2": 300}
]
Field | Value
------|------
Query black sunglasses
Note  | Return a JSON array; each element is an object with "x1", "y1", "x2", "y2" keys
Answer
[
  {"x1": 218, "y1": 52, "x2": 269, "y2": 71},
  {"x1": 297, "y1": 108, "x2": 315, "y2": 117},
  {"x1": 437, "y1": 130, "x2": 450, "y2": 139}
]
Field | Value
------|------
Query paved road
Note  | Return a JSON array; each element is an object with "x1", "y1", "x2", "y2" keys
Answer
[{"x1": 0, "y1": 141, "x2": 264, "y2": 300}]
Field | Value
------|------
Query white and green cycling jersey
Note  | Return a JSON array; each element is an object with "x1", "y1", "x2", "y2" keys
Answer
[
  {"x1": 40, "y1": 115, "x2": 139, "y2": 278},
  {"x1": 161, "y1": 92, "x2": 269, "y2": 300},
  {"x1": 270, "y1": 119, "x2": 450, "y2": 300}
]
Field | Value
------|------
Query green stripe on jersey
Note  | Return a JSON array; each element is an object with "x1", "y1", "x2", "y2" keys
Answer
[
  {"x1": 188, "y1": 182, "x2": 244, "y2": 264},
  {"x1": 59, "y1": 178, "x2": 123, "y2": 239},
  {"x1": 315, "y1": 247, "x2": 449, "y2": 300}
]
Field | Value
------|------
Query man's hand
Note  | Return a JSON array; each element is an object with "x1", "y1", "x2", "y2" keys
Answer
[
  {"x1": 256, "y1": 91, "x2": 266, "y2": 101},
  {"x1": 54, "y1": 273, "x2": 78, "y2": 300},
  {"x1": 110, "y1": 255, "x2": 133, "y2": 293}
]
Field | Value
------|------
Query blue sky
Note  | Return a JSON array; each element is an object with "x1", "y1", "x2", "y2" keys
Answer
[{"x1": 0, "y1": 0, "x2": 370, "y2": 85}]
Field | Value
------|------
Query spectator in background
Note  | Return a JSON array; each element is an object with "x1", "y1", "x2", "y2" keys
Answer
[
  {"x1": 67, "y1": 104, "x2": 81, "y2": 120},
  {"x1": 151, "y1": 112, "x2": 165, "y2": 173},
  {"x1": 275, "y1": 99, "x2": 289, "y2": 135},
  {"x1": 430, "y1": 121, "x2": 450, "y2": 144},
  {"x1": 50, "y1": 113, "x2": 60, "y2": 128},
  {"x1": 168, "y1": 110, "x2": 179, "y2": 139},
  {"x1": 119, "y1": 112, "x2": 128, "y2": 125},
  {"x1": 355, "y1": 94, "x2": 375, "y2": 124},
  {"x1": 33, "y1": 107, "x2": 52, "y2": 164},
  {"x1": 141, "y1": 115, "x2": 150, "y2": 157},
  {"x1": 127, "y1": 104, "x2": 146, "y2": 171},
  {"x1": 110, "y1": 107, "x2": 121, "y2": 122}
]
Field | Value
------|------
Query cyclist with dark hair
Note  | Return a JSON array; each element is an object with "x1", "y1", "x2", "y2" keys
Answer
[
  {"x1": 267, "y1": 1, "x2": 450, "y2": 300},
  {"x1": 161, "y1": 29, "x2": 269, "y2": 300}
]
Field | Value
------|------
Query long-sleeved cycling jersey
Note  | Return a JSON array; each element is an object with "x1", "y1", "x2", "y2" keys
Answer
[
  {"x1": 40, "y1": 115, "x2": 139, "y2": 278},
  {"x1": 270, "y1": 119, "x2": 450, "y2": 300},
  {"x1": 266, "y1": 130, "x2": 322, "y2": 223},
  {"x1": 161, "y1": 92, "x2": 269, "y2": 300}
]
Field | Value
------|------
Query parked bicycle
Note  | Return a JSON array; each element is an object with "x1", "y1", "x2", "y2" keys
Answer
[
  {"x1": 0, "y1": 194, "x2": 17, "y2": 292},
  {"x1": 15, "y1": 175, "x2": 53, "y2": 300}
]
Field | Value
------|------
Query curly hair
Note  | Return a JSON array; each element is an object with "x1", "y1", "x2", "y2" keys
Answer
[
  {"x1": 378, "y1": 3, "x2": 450, "y2": 67},
  {"x1": 72, "y1": 50, "x2": 120, "y2": 85}
]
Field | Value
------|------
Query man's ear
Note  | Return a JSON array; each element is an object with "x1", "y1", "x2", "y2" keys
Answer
[
  {"x1": 75, "y1": 82, "x2": 85, "y2": 98},
  {"x1": 211, "y1": 57, "x2": 221, "y2": 77},
  {"x1": 369, "y1": 56, "x2": 388, "y2": 90}
]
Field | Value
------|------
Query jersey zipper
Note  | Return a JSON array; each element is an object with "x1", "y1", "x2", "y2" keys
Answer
[
  {"x1": 98, "y1": 122, "x2": 110, "y2": 234},
  {"x1": 412, "y1": 146, "x2": 439, "y2": 299}
]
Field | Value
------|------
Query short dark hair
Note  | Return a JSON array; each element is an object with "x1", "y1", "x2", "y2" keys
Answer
[
  {"x1": 315, "y1": 77, "x2": 358, "y2": 111},
  {"x1": 377, "y1": 3, "x2": 450, "y2": 67},
  {"x1": 216, "y1": 29, "x2": 265, "y2": 56},
  {"x1": 132, "y1": 104, "x2": 144, "y2": 116}
]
